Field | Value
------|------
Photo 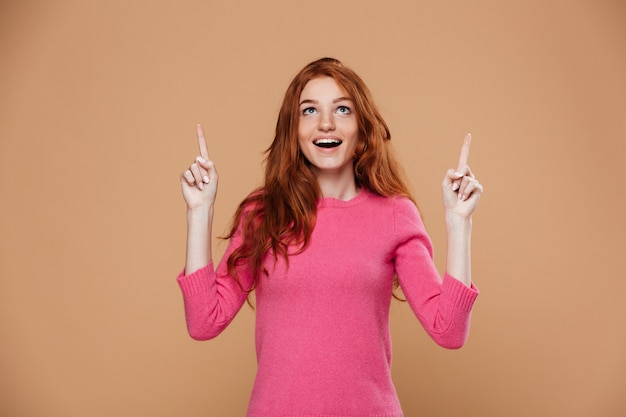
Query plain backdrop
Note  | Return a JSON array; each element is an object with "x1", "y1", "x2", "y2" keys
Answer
[{"x1": 1, "y1": 1, "x2": 625, "y2": 416}]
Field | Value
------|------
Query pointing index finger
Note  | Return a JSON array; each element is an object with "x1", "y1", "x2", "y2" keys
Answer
[
  {"x1": 196, "y1": 124, "x2": 209, "y2": 160},
  {"x1": 456, "y1": 133, "x2": 472, "y2": 173}
]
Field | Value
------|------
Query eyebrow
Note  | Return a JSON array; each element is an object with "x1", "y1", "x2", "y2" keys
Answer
[{"x1": 299, "y1": 96, "x2": 353, "y2": 106}]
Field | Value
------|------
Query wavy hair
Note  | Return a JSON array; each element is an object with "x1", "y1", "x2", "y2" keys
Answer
[{"x1": 224, "y1": 57, "x2": 416, "y2": 295}]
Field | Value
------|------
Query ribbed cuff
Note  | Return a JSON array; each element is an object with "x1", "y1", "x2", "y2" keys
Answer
[
  {"x1": 176, "y1": 262, "x2": 214, "y2": 298},
  {"x1": 442, "y1": 272, "x2": 479, "y2": 312}
]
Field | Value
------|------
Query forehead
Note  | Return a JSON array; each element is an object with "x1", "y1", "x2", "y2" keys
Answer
[{"x1": 299, "y1": 76, "x2": 349, "y2": 101}]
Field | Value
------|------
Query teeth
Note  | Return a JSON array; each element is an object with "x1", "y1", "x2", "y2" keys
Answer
[
  {"x1": 314, "y1": 138, "x2": 342, "y2": 148},
  {"x1": 314, "y1": 138, "x2": 341, "y2": 144}
]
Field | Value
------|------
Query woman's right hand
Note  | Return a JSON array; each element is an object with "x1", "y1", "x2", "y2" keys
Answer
[{"x1": 180, "y1": 124, "x2": 218, "y2": 211}]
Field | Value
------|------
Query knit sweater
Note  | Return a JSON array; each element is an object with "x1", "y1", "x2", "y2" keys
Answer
[{"x1": 177, "y1": 188, "x2": 479, "y2": 417}]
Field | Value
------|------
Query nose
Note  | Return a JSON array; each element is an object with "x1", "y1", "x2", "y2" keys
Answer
[{"x1": 317, "y1": 111, "x2": 335, "y2": 131}]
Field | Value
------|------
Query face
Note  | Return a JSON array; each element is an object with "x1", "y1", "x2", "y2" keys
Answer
[{"x1": 298, "y1": 76, "x2": 360, "y2": 180}]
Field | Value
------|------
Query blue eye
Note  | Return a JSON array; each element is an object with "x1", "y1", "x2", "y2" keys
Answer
[
  {"x1": 337, "y1": 106, "x2": 351, "y2": 114},
  {"x1": 302, "y1": 107, "x2": 316, "y2": 115}
]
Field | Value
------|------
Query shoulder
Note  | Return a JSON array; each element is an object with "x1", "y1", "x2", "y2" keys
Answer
[
  {"x1": 387, "y1": 194, "x2": 427, "y2": 237},
  {"x1": 359, "y1": 189, "x2": 424, "y2": 232},
  {"x1": 365, "y1": 189, "x2": 420, "y2": 219}
]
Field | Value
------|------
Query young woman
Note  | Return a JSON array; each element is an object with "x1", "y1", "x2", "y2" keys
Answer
[{"x1": 178, "y1": 57, "x2": 483, "y2": 417}]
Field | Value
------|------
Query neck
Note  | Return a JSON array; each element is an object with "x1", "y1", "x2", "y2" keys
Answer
[{"x1": 315, "y1": 171, "x2": 359, "y2": 201}]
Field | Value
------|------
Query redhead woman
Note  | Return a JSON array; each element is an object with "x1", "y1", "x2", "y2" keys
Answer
[{"x1": 178, "y1": 57, "x2": 483, "y2": 417}]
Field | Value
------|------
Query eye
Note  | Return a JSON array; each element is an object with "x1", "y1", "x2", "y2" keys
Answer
[
  {"x1": 302, "y1": 107, "x2": 316, "y2": 115},
  {"x1": 337, "y1": 106, "x2": 352, "y2": 114}
]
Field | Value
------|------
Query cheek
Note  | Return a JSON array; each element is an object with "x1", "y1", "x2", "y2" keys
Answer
[
  {"x1": 342, "y1": 117, "x2": 358, "y2": 135},
  {"x1": 297, "y1": 117, "x2": 308, "y2": 135},
  {"x1": 298, "y1": 118, "x2": 316, "y2": 142},
  {"x1": 346, "y1": 121, "x2": 360, "y2": 143},
  {"x1": 297, "y1": 125, "x2": 307, "y2": 147},
  {"x1": 297, "y1": 124, "x2": 310, "y2": 151}
]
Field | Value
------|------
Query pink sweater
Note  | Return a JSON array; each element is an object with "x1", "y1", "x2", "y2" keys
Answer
[{"x1": 177, "y1": 188, "x2": 479, "y2": 417}]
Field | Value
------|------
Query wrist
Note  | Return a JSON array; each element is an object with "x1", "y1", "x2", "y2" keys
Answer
[
  {"x1": 186, "y1": 206, "x2": 214, "y2": 225},
  {"x1": 445, "y1": 211, "x2": 473, "y2": 229},
  {"x1": 187, "y1": 204, "x2": 213, "y2": 216}
]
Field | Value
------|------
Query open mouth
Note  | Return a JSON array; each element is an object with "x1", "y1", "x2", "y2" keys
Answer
[{"x1": 314, "y1": 138, "x2": 342, "y2": 148}]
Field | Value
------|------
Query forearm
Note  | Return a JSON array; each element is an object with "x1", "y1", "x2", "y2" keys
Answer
[
  {"x1": 185, "y1": 206, "x2": 214, "y2": 275},
  {"x1": 445, "y1": 213, "x2": 473, "y2": 287}
]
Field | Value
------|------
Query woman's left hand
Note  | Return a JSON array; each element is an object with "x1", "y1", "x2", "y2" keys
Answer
[{"x1": 442, "y1": 133, "x2": 484, "y2": 219}]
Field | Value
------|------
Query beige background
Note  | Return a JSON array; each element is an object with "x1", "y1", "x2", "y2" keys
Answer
[{"x1": 1, "y1": 1, "x2": 625, "y2": 416}]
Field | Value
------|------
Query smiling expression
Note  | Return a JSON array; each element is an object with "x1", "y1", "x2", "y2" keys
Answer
[{"x1": 298, "y1": 77, "x2": 360, "y2": 180}]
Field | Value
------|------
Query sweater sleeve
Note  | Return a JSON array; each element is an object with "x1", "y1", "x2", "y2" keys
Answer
[
  {"x1": 176, "y1": 226, "x2": 252, "y2": 341},
  {"x1": 392, "y1": 197, "x2": 479, "y2": 349}
]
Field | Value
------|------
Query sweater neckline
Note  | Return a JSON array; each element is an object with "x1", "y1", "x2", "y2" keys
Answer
[{"x1": 318, "y1": 187, "x2": 371, "y2": 208}]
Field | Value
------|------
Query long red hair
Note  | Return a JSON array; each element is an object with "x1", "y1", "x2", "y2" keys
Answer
[{"x1": 225, "y1": 57, "x2": 416, "y2": 293}]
